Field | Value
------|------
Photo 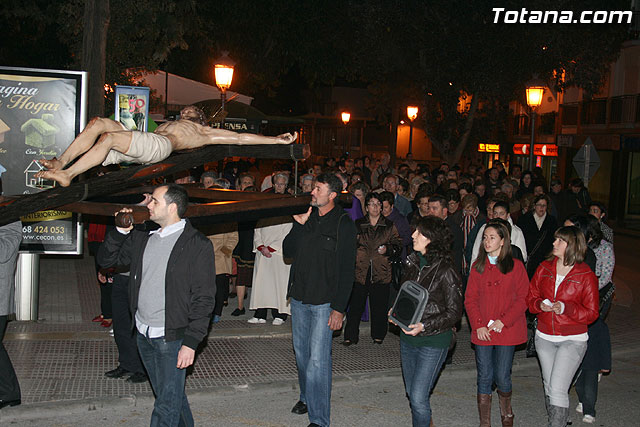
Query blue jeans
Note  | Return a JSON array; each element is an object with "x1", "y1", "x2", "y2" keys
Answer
[
  {"x1": 137, "y1": 333, "x2": 194, "y2": 427},
  {"x1": 290, "y1": 298, "x2": 333, "y2": 427},
  {"x1": 474, "y1": 344, "x2": 516, "y2": 394},
  {"x1": 400, "y1": 340, "x2": 448, "y2": 427}
]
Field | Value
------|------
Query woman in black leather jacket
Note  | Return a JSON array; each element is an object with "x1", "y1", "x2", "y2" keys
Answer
[{"x1": 390, "y1": 216, "x2": 463, "y2": 427}]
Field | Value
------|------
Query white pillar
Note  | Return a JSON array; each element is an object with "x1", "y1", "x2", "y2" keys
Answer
[{"x1": 14, "y1": 253, "x2": 39, "y2": 321}]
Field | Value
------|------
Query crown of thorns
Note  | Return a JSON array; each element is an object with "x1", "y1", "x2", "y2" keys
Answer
[{"x1": 180, "y1": 105, "x2": 207, "y2": 126}]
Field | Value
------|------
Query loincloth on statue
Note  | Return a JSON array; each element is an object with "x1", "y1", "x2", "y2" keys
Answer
[{"x1": 102, "y1": 131, "x2": 173, "y2": 166}]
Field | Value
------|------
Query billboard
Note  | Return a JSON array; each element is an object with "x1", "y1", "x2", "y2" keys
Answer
[
  {"x1": 0, "y1": 66, "x2": 86, "y2": 254},
  {"x1": 114, "y1": 85, "x2": 149, "y2": 131}
]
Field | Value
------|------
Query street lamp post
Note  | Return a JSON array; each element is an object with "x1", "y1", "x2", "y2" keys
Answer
[
  {"x1": 525, "y1": 78, "x2": 545, "y2": 169},
  {"x1": 406, "y1": 106, "x2": 418, "y2": 157},
  {"x1": 341, "y1": 112, "x2": 351, "y2": 156},
  {"x1": 214, "y1": 51, "x2": 235, "y2": 116}
]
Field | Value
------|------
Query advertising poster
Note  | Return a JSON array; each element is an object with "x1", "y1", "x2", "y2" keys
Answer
[
  {"x1": 115, "y1": 85, "x2": 149, "y2": 131},
  {"x1": 0, "y1": 66, "x2": 86, "y2": 254},
  {"x1": 19, "y1": 210, "x2": 81, "y2": 254}
]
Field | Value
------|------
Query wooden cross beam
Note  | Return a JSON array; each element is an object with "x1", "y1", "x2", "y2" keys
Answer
[{"x1": 0, "y1": 143, "x2": 310, "y2": 226}]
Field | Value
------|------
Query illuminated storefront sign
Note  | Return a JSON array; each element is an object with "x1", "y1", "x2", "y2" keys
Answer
[
  {"x1": 478, "y1": 143, "x2": 500, "y2": 153},
  {"x1": 513, "y1": 144, "x2": 558, "y2": 157}
]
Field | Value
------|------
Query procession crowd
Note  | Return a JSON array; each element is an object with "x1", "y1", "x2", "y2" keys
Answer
[
  {"x1": 187, "y1": 152, "x2": 611, "y2": 427},
  {"x1": 2, "y1": 150, "x2": 615, "y2": 427}
]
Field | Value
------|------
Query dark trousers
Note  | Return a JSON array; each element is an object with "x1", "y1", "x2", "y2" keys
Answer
[
  {"x1": 0, "y1": 315, "x2": 21, "y2": 401},
  {"x1": 575, "y1": 369, "x2": 599, "y2": 417},
  {"x1": 111, "y1": 274, "x2": 143, "y2": 374},
  {"x1": 345, "y1": 278, "x2": 390, "y2": 342},
  {"x1": 213, "y1": 274, "x2": 230, "y2": 317},
  {"x1": 90, "y1": 241, "x2": 112, "y2": 318},
  {"x1": 254, "y1": 308, "x2": 288, "y2": 320}
]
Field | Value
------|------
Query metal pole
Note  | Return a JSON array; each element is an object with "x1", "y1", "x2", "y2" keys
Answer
[
  {"x1": 15, "y1": 253, "x2": 40, "y2": 321},
  {"x1": 408, "y1": 123, "x2": 414, "y2": 156},
  {"x1": 221, "y1": 88, "x2": 226, "y2": 115},
  {"x1": 529, "y1": 110, "x2": 536, "y2": 169}
]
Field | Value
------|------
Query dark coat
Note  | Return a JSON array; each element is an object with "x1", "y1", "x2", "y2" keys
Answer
[
  {"x1": 98, "y1": 221, "x2": 216, "y2": 350},
  {"x1": 517, "y1": 212, "x2": 558, "y2": 278},
  {"x1": 401, "y1": 253, "x2": 463, "y2": 336},
  {"x1": 354, "y1": 216, "x2": 402, "y2": 285},
  {"x1": 284, "y1": 205, "x2": 357, "y2": 313}
]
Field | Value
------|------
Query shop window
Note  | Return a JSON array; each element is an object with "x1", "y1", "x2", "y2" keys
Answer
[
  {"x1": 581, "y1": 99, "x2": 607, "y2": 125},
  {"x1": 561, "y1": 103, "x2": 578, "y2": 125},
  {"x1": 628, "y1": 152, "x2": 640, "y2": 216},
  {"x1": 539, "y1": 112, "x2": 556, "y2": 135}
]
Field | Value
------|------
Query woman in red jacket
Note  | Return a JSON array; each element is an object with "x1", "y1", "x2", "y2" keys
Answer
[
  {"x1": 527, "y1": 226, "x2": 599, "y2": 427},
  {"x1": 465, "y1": 220, "x2": 528, "y2": 427}
]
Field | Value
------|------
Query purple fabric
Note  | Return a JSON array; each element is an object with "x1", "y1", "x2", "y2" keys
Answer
[
  {"x1": 345, "y1": 197, "x2": 365, "y2": 222},
  {"x1": 386, "y1": 208, "x2": 412, "y2": 259}
]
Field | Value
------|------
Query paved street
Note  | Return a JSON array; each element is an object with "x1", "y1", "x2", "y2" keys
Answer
[{"x1": 1, "y1": 233, "x2": 639, "y2": 426}]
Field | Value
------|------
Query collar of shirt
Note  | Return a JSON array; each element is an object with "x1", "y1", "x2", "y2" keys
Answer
[{"x1": 149, "y1": 219, "x2": 186, "y2": 237}]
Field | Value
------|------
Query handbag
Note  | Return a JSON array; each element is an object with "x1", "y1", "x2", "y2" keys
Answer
[
  {"x1": 390, "y1": 254, "x2": 403, "y2": 290},
  {"x1": 599, "y1": 282, "x2": 615, "y2": 318},
  {"x1": 525, "y1": 315, "x2": 538, "y2": 358},
  {"x1": 525, "y1": 229, "x2": 547, "y2": 273}
]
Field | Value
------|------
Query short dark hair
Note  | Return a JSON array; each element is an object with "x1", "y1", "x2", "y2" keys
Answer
[
  {"x1": 589, "y1": 201, "x2": 607, "y2": 219},
  {"x1": 459, "y1": 182, "x2": 473, "y2": 194},
  {"x1": 445, "y1": 189, "x2": 460, "y2": 202},
  {"x1": 533, "y1": 194, "x2": 551, "y2": 214},
  {"x1": 417, "y1": 181, "x2": 436, "y2": 195},
  {"x1": 415, "y1": 191, "x2": 431, "y2": 205},
  {"x1": 570, "y1": 178, "x2": 584, "y2": 188},
  {"x1": 162, "y1": 184, "x2": 189, "y2": 218},
  {"x1": 379, "y1": 191, "x2": 395, "y2": 206},
  {"x1": 398, "y1": 177, "x2": 409, "y2": 193},
  {"x1": 365, "y1": 192, "x2": 383, "y2": 206},
  {"x1": 493, "y1": 200, "x2": 510, "y2": 214},
  {"x1": 316, "y1": 173, "x2": 343, "y2": 195},
  {"x1": 428, "y1": 194, "x2": 447, "y2": 210}
]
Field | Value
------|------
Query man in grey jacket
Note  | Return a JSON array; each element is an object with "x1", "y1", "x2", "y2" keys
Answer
[{"x1": 0, "y1": 221, "x2": 22, "y2": 410}]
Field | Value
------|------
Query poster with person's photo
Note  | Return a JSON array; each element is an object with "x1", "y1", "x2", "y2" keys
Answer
[{"x1": 114, "y1": 85, "x2": 149, "y2": 131}]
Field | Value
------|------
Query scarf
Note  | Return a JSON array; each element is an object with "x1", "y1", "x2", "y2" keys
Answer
[
  {"x1": 461, "y1": 207, "x2": 479, "y2": 271},
  {"x1": 534, "y1": 212, "x2": 546, "y2": 230}
]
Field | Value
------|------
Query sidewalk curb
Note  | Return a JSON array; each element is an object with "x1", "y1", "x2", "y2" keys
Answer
[{"x1": 3, "y1": 340, "x2": 639, "y2": 423}]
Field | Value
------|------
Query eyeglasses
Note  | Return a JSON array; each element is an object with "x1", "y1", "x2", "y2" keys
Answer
[
  {"x1": 535, "y1": 203, "x2": 547, "y2": 208},
  {"x1": 367, "y1": 202, "x2": 382, "y2": 207}
]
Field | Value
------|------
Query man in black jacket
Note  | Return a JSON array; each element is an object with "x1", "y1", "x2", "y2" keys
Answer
[
  {"x1": 283, "y1": 173, "x2": 357, "y2": 427},
  {"x1": 99, "y1": 184, "x2": 215, "y2": 427}
]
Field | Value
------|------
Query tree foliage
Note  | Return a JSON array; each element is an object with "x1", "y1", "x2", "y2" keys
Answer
[{"x1": 1, "y1": 0, "x2": 631, "y2": 162}]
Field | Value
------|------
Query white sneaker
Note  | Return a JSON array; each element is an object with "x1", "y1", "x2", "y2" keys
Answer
[
  {"x1": 247, "y1": 317, "x2": 266, "y2": 324},
  {"x1": 582, "y1": 414, "x2": 595, "y2": 424},
  {"x1": 272, "y1": 318, "x2": 285, "y2": 326},
  {"x1": 576, "y1": 402, "x2": 583, "y2": 414}
]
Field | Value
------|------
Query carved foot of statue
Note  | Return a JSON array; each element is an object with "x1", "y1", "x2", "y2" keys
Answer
[
  {"x1": 38, "y1": 157, "x2": 64, "y2": 171},
  {"x1": 35, "y1": 169, "x2": 71, "y2": 187}
]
